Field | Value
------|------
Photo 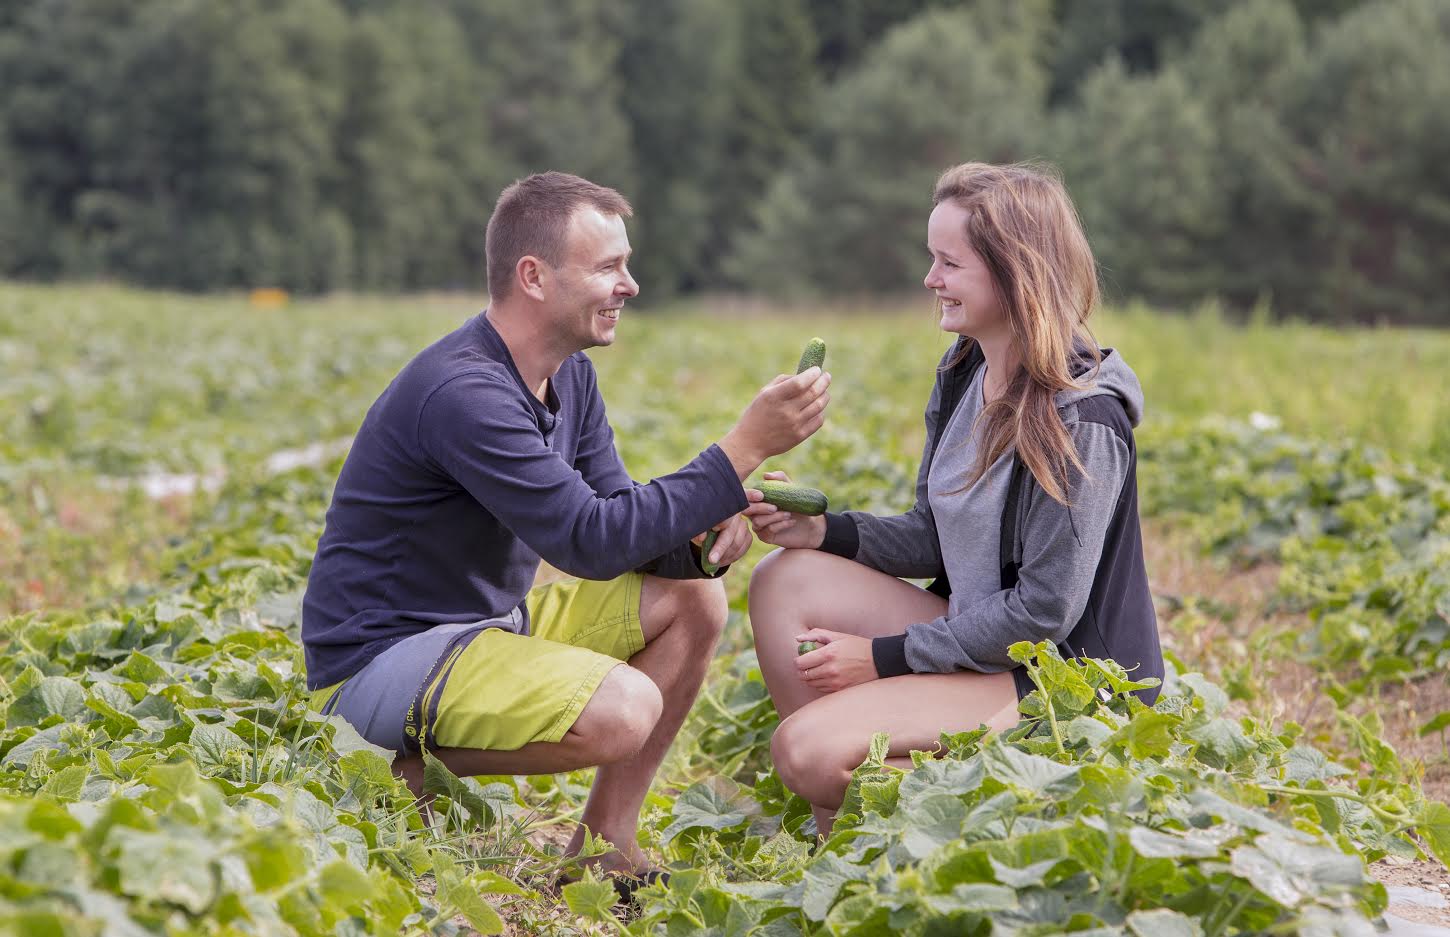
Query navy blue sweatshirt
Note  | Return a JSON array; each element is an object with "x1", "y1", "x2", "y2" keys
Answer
[{"x1": 302, "y1": 313, "x2": 747, "y2": 690}]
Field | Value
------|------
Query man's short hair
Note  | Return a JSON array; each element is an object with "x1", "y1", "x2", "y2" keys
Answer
[{"x1": 485, "y1": 172, "x2": 633, "y2": 302}]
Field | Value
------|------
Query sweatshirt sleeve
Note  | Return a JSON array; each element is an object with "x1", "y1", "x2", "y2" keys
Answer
[
  {"x1": 877, "y1": 419, "x2": 1131, "y2": 675},
  {"x1": 820, "y1": 370, "x2": 947, "y2": 579},
  {"x1": 417, "y1": 371, "x2": 746, "y2": 580}
]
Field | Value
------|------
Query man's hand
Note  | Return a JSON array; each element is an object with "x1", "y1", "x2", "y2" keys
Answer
[
  {"x1": 795, "y1": 629, "x2": 877, "y2": 693},
  {"x1": 743, "y1": 470, "x2": 826, "y2": 550},
  {"x1": 718, "y1": 368, "x2": 831, "y2": 480},
  {"x1": 693, "y1": 512, "x2": 753, "y2": 571}
]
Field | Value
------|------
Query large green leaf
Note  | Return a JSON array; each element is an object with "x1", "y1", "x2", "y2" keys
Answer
[{"x1": 661, "y1": 781, "x2": 751, "y2": 844}]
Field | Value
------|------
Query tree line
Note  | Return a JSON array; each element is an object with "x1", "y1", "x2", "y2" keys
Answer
[{"x1": 0, "y1": 0, "x2": 1445, "y2": 323}]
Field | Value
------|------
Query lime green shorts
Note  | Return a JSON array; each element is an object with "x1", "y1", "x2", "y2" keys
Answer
[{"x1": 309, "y1": 572, "x2": 646, "y2": 754}]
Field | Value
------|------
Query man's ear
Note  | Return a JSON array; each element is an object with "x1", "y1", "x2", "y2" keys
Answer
[{"x1": 517, "y1": 255, "x2": 548, "y2": 301}]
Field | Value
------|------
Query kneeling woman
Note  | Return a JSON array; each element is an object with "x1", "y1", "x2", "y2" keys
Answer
[{"x1": 745, "y1": 162, "x2": 1162, "y2": 838}]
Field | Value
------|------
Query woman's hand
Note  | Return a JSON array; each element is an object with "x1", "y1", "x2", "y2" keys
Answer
[
  {"x1": 795, "y1": 628, "x2": 877, "y2": 693},
  {"x1": 743, "y1": 470, "x2": 826, "y2": 550}
]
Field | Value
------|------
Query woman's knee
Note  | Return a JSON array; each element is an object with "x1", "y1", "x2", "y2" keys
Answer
[
  {"x1": 770, "y1": 711, "x2": 852, "y2": 806},
  {"x1": 749, "y1": 549, "x2": 825, "y2": 623}
]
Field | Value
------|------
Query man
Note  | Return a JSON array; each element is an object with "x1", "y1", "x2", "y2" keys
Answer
[{"x1": 301, "y1": 172, "x2": 830, "y2": 886}]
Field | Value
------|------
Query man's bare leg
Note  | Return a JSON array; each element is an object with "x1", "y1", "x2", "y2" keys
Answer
[
  {"x1": 390, "y1": 576, "x2": 726, "y2": 871},
  {"x1": 562, "y1": 576, "x2": 728, "y2": 873},
  {"x1": 390, "y1": 661, "x2": 664, "y2": 796}
]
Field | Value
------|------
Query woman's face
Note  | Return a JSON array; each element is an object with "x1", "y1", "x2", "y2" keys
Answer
[{"x1": 924, "y1": 201, "x2": 1006, "y2": 340}]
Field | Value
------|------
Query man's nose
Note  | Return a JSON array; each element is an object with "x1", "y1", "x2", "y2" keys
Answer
[{"x1": 619, "y1": 268, "x2": 639, "y2": 297}]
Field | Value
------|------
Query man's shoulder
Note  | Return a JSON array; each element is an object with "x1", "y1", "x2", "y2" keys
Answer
[{"x1": 402, "y1": 325, "x2": 514, "y2": 402}]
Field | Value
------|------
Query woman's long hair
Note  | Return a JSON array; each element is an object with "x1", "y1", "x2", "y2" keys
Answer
[{"x1": 936, "y1": 162, "x2": 1100, "y2": 506}]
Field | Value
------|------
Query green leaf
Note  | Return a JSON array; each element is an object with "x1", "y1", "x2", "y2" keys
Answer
[
  {"x1": 1416, "y1": 801, "x2": 1450, "y2": 868},
  {"x1": 1126, "y1": 908, "x2": 1204, "y2": 937},
  {"x1": 1126, "y1": 826, "x2": 1219, "y2": 860},
  {"x1": 1179, "y1": 672, "x2": 1229, "y2": 716},
  {"x1": 421, "y1": 753, "x2": 497, "y2": 828},
  {"x1": 921, "y1": 882, "x2": 1018, "y2": 914},
  {"x1": 116, "y1": 652, "x2": 170, "y2": 686},
  {"x1": 326, "y1": 714, "x2": 393, "y2": 759},
  {"x1": 7, "y1": 676, "x2": 86, "y2": 728},
  {"x1": 1228, "y1": 835, "x2": 1366, "y2": 908},
  {"x1": 434, "y1": 852, "x2": 507, "y2": 934},
  {"x1": 562, "y1": 870, "x2": 618, "y2": 922},
  {"x1": 1109, "y1": 710, "x2": 1179, "y2": 759},
  {"x1": 190, "y1": 722, "x2": 247, "y2": 771},
  {"x1": 801, "y1": 853, "x2": 867, "y2": 921},
  {"x1": 899, "y1": 794, "x2": 966, "y2": 860},
  {"x1": 39, "y1": 765, "x2": 88, "y2": 802},
  {"x1": 661, "y1": 781, "x2": 750, "y2": 844},
  {"x1": 989, "y1": 856, "x2": 1061, "y2": 889},
  {"x1": 1063, "y1": 715, "x2": 1115, "y2": 748},
  {"x1": 317, "y1": 859, "x2": 372, "y2": 913},
  {"x1": 1189, "y1": 717, "x2": 1257, "y2": 769},
  {"x1": 1418, "y1": 711, "x2": 1450, "y2": 737},
  {"x1": 981, "y1": 739, "x2": 1081, "y2": 795},
  {"x1": 111, "y1": 828, "x2": 217, "y2": 913}
]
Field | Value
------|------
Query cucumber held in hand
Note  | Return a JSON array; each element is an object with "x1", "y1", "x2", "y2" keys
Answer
[
  {"x1": 796, "y1": 337, "x2": 826, "y2": 374},
  {"x1": 797, "y1": 640, "x2": 820, "y2": 655},
  {"x1": 700, "y1": 529, "x2": 722, "y2": 576},
  {"x1": 757, "y1": 479, "x2": 828, "y2": 515}
]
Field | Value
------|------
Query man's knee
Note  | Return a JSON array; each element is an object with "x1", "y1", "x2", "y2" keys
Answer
[
  {"x1": 572, "y1": 665, "x2": 663, "y2": 763},
  {"x1": 644, "y1": 576, "x2": 728, "y2": 645}
]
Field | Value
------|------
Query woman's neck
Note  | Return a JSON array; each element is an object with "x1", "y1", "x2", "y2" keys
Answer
[{"x1": 975, "y1": 332, "x2": 1019, "y2": 403}]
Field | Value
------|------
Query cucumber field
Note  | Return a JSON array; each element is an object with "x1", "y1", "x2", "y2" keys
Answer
[{"x1": 2, "y1": 283, "x2": 1449, "y2": 935}]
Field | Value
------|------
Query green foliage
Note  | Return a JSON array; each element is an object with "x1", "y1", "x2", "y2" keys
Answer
[
  {"x1": 724, "y1": 6, "x2": 1047, "y2": 293},
  {"x1": 639, "y1": 643, "x2": 1446, "y2": 934},
  {"x1": 1140, "y1": 415, "x2": 1450, "y2": 676},
  {"x1": 3, "y1": 286, "x2": 1449, "y2": 932}
]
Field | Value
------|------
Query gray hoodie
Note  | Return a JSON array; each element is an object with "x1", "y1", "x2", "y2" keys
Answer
[{"x1": 820, "y1": 342, "x2": 1161, "y2": 693}]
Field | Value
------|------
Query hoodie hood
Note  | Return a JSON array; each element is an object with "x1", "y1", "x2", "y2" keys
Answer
[{"x1": 1055, "y1": 347, "x2": 1144, "y2": 427}]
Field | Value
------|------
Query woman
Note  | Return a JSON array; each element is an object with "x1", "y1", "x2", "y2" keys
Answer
[{"x1": 745, "y1": 162, "x2": 1162, "y2": 838}]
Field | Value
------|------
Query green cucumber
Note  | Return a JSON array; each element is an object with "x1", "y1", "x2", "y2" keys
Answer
[
  {"x1": 797, "y1": 641, "x2": 820, "y2": 655},
  {"x1": 757, "y1": 480, "x2": 828, "y2": 515},
  {"x1": 700, "y1": 529, "x2": 722, "y2": 576},
  {"x1": 796, "y1": 337, "x2": 826, "y2": 374}
]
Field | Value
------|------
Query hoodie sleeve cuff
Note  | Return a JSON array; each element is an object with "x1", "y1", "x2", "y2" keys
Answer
[
  {"x1": 819, "y1": 512, "x2": 859, "y2": 558},
  {"x1": 871, "y1": 634, "x2": 912, "y2": 678}
]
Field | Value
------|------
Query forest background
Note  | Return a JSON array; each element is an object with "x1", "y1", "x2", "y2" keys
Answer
[{"x1": 1, "y1": 0, "x2": 1447, "y2": 325}]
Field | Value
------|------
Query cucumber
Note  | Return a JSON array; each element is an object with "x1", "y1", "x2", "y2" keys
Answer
[
  {"x1": 700, "y1": 529, "x2": 721, "y2": 576},
  {"x1": 757, "y1": 479, "x2": 828, "y2": 515},
  {"x1": 797, "y1": 641, "x2": 820, "y2": 655},
  {"x1": 796, "y1": 337, "x2": 826, "y2": 374}
]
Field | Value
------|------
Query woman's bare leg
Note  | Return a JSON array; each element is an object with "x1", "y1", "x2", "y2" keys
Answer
[
  {"x1": 772, "y1": 669, "x2": 1020, "y2": 837},
  {"x1": 750, "y1": 549, "x2": 1003, "y2": 835},
  {"x1": 748, "y1": 549, "x2": 948, "y2": 721}
]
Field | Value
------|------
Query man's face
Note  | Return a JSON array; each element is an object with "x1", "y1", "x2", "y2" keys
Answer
[{"x1": 548, "y1": 208, "x2": 638, "y2": 350}]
